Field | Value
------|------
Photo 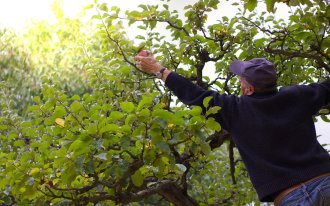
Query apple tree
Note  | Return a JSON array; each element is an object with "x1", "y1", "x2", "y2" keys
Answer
[{"x1": 0, "y1": 0, "x2": 329, "y2": 205}]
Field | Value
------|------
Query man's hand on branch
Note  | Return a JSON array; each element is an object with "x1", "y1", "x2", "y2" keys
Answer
[
  {"x1": 134, "y1": 50, "x2": 163, "y2": 75},
  {"x1": 135, "y1": 50, "x2": 171, "y2": 81}
]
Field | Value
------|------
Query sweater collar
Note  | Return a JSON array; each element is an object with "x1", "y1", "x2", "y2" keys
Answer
[{"x1": 249, "y1": 90, "x2": 278, "y2": 98}]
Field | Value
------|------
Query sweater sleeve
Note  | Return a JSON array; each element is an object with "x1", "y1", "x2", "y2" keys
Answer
[
  {"x1": 298, "y1": 80, "x2": 330, "y2": 115},
  {"x1": 165, "y1": 72, "x2": 237, "y2": 131}
]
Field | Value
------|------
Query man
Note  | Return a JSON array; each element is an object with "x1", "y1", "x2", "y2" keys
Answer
[{"x1": 135, "y1": 51, "x2": 330, "y2": 206}]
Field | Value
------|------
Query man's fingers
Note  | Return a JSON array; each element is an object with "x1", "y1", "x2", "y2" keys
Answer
[
  {"x1": 135, "y1": 50, "x2": 153, "y2": 60},
  {"x1": 135, "y1": 56, "x2": 153, "y2": 64},
  {"x1": 134, "y1": 54, "x2": 157, "y2": 74},
  {"x1": 135, "y1": 60, "x2": 141, "y2": 69},
  {"x1": 135, "y1": 56, "x2": 142, "y2": 61},
  {"x1": 145, "y1": 50, "x2": 153, "y2": 57}
]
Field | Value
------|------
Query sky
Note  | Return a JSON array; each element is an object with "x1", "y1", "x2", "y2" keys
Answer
[{"x1": 0, "y1": 0, "x2": 329, "y2": 148}]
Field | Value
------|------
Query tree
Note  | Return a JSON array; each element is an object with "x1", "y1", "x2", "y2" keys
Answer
[{"x1": 0, "y1": 0, "x2": 329, "y2": 205}]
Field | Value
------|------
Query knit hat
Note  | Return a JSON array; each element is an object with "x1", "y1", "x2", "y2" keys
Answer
[{"x1": 230, "y1": 58, "x2": 277, "y2": 88}]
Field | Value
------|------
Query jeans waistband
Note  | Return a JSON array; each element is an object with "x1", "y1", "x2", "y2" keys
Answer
[{"x1": 274, "y1": 172, "x2": 330, "y2": 206}]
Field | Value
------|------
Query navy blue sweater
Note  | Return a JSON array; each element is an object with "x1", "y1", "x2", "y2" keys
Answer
[{"x1": 165, "y1": 72, "x2": 330, "y2": 202}]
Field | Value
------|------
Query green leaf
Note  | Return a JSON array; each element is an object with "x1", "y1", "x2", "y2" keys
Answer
[
  {"x1": 120, "y1": 102, "x2": 135, "y2": 113},
  {"x1": 156, "y1": 142, "x2": 171, "y2": 153},
  {"x1": 22, "y1": 127, "x2": 36, "y2": 137},
  {"x1": 326, "y1": 5, "x2": 330, "y2": 17},
  {"x1": 296, "y1": 32, "x2": 311, "y2": 41},
  {"x1": 53, "y1": 105, "x2": 66, "y2": 118},
  {"x1": 131, "y1": 169, "x2": 143, "y2": 187},
  {"x1": 137, "y1": 109, "x2": 151, "y2": 122},
  {"x1": 152, "y1": 109, "x2": 174, "y2": 120},
  {"x1": 151, "y1": 127, "x2": 162, "y2": 145},
  {"x1": 125, "y1": 114, "x2": 135, "y2": 125},
  {"x1": 255, "y1": 38, "x2": 267, "y2": 48},
  {"x1": 138, "y1": 108, "x2": 150, "y2": 117},
  {"x1": 99, "y1": 2, "x2": 108, "y2": 12},
  {"x1": 203, "y1": 96, "x2": 213, "y2": 108},
  {"x1": 245, "y1": 0, "x2": 257, "y2": 12},
  {"x1": 228, "y1": 18, "x2": 237, "y2": 29},
  {"x1": 137, "y1": 96, "x2": 153, "y2": 110},
  {"x1": 189, "y1": 116, "x2": 204, "y2": 126},
  {"x1": 84, "y1": 4, "x2": 94, "y2": 10},
  {"x1": 265, "y1": 0, "x2": 275, "y2": 12},
  {"x1": 289, "y1": 15, "x2": 299, "y2": 22},
  {"x1": 33, "y1": 96, "x2": 41, "y2": 103},
  {"x1": 71, "y1": 95, "x2": 81, "y2": 101},
  {"x1": 190, "y1": 106, "x2": 203, "y2": 116},
  {"x1": 320, "y1": 114, "x2": 330, "y2": 122},
  {"x1": 120, "y1": 65, "x2": 131, "y2": 76},
  {"x1": 62, "y1": 165, "x2": 77, "y2": 185},
  {"x1": 206, "y1": 118, "x2": 221, "y2": 132},
  {"x1": 209, "y1": 0, "x2": 219, "y2": 9},
  {"x1": 87, "y1": 124, "x2": 98, "y2": 135},
  {"x1": 0, "y1": 125, "x2": 8, "y2": 131},
  {"x1": 99, "y1": 124, "x2": 120, "y2": 135},
  {"x1": 109, "y1": 111, "x2": 125, "y2": 121},
  {"x1": 120, "y1": 136, "x2": 131, "y2": 149},
  {"x1": 122, "y1": 125, "x2": 132, "y2": 134},
  {"x1": 201, "y1": 142, "x2": 211, "y2": 155},
  {"x1": 29, "y1": 168, "x2": 40, "y2": 176},
  {"x1": 70, "y1": 101, "x2": 83, "y2": 112},
  {"x1": 289, "y1": 0, "x2": 300, "y2": 6},
  {"x1": 239, "y1": 50, "x2": 247, "y2": 59},
  {"x1": 206, "y1": 106, "x2": 221, "y2": 116},
  {"x1": 22, "y1": 185, "x2": 38, "y2": 200},
  {"x1": 68, "y1": 139, "x2": 90, "y2": 157},
  {"x1": 14, "y1": 140, "x2": 25, "y2": 147},
  {"x1": 319, "y1": 109, "x2": 329, "y2": 114},
  {"x1": 175, "y1": 164, "x2": 187, "y2": 173}
]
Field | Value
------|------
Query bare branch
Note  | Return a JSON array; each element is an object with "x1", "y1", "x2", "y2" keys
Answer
[
  {"x1": 241, "y1": 16, "x2": 285, "y2": 35},
  {"x1": 229, "y1": 140, "x2": 236, "y2": 185}
]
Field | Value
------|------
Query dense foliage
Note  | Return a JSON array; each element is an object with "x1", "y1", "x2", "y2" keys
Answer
[{"x1": 0, "y1": 0, "x2": 329, "y2": 205}]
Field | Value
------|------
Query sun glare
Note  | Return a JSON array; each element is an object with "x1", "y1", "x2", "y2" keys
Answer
[
  {"x1": 0, "y1": 0, "x2": 90, "y2": 31},
  {"x1": 0, "y1": 0, "x2": 160, "y2": 32}
]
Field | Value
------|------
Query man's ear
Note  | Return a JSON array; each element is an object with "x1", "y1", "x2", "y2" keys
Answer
[{"x1": 245, "y1": 86, "x2": 255, "y2": 96}]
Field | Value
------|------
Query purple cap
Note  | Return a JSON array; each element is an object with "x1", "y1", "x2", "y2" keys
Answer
[{"x1": 230, "y1": 58, "x2": 277, "y2": 88}]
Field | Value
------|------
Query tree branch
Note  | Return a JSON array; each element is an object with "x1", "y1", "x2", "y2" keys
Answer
[
  {"x1": 207, "y1": 129, "x2": 230, "y2": 149},
  {"x1": 241, "y1": 16, "x2": 285, "y2": 35},
  {"x1": 229, "y1": 140, "x2": 236, "y2": 185},
  {"x1": 158, "y1": 181, "x2": 199, "y2": 206},
  {"x1": 264, "y1": 47, "x2": 330, "y2": 73},
  {"x1": 96, "y1": 8, "x2": 147, "y2": 74}
]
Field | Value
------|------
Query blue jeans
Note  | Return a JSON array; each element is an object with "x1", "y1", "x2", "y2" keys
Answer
[{"x1": 280, "y1": 176, "x2": 330, "y2": 206}]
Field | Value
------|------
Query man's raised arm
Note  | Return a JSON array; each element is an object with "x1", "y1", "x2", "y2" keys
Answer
[{"x1": 134, "y1": 50, "x2": 218, "y2": 107}]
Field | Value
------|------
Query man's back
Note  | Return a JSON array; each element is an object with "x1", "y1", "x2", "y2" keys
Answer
[{"x1": 226, "y1": 83, "x2": 330, "y2": 201}]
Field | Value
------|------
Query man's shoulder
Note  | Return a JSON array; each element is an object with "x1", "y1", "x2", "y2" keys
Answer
[
  {"x1": 278, "y1": 82, "x2": 330, "y2": 98},
  {"x1": 214, "y1": 92, "x2": 240, "y2": 106},
  {"x1": 279, "y1": 84, "x2": 310, "y2": 93}
]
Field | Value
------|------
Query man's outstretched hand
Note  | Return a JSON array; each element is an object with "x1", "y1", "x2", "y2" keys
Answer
[
  {"x1": 134, "y1": 50, "x2": 171, "y2": 81},
  {"x1": 134, "y1": 50, "x2": 163, "y2": 75}
]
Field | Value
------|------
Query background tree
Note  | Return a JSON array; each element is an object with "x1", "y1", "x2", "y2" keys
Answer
[{"x1": 0, "y1": 0, "x2": 329, "y2": 205}]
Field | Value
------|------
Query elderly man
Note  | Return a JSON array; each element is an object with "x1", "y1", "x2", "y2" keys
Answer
[{"x1": 135, "y1": 51, "x2": 330, "y2": 206}]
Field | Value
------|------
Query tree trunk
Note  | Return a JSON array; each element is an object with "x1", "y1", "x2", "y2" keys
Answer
[{"x1": 158, "y1": 182, "x2": 199, "y2": 206}]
